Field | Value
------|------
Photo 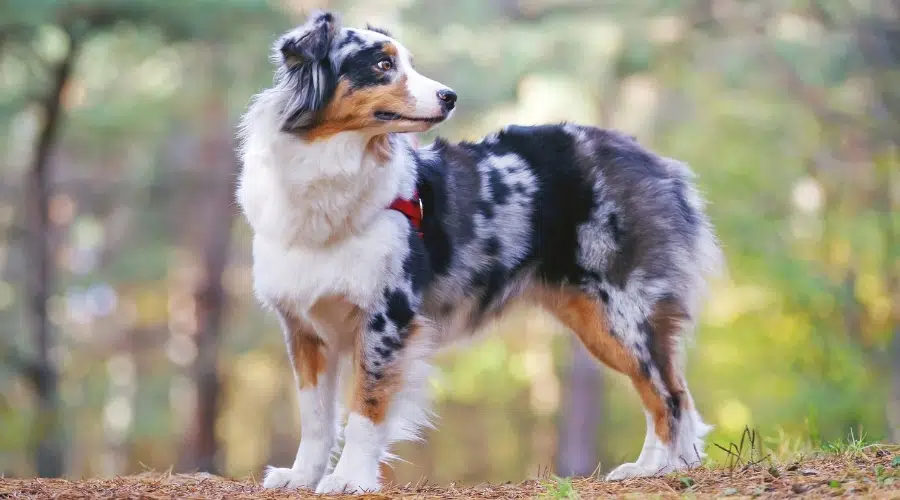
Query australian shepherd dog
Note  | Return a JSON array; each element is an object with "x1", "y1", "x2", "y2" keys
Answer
[{"x1": 236, "y1": 11, "x2": 723, "y2": 494}]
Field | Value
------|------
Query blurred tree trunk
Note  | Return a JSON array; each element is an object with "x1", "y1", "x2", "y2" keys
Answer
[
  {"x1": 182, "y1": 43, "x2": 238, "y2": 474},
  {"x1": 556, "y1": 337, "x2": 604, "y2": 476},
  {"x1": 24, "y1": 27, "x2": 80, "y2": 478}
]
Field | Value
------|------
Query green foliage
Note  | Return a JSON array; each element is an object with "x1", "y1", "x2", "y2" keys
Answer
[
  {"x1": 678, "y1": 476, "x2": 695, "y2": 489},
  {"x1": 539, "y1": 475, "x2": 580, "y2": 500},
  {"x1": 820, "y1": 429, "x2": 875, "y2": 457},
  {"x1": 1, "y1": 0, "x2": 283, "y2": 41},
  {"x1": 876, "y1": 464, "x2": 894, "y2": 486}
]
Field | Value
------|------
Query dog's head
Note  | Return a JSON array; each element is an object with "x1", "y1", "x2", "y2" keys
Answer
[{"x1": 273, "y1": 11, "x2": 456, "y2": 138}]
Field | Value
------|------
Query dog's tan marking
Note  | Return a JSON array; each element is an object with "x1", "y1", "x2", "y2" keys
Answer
[
  {"x1": 381, "y1": 42, "x2": 398, "y2": 58},
  {"x1": 648, "y1": 297, "x2": 689, "y2": 410},
  {"x1": 351, "y1": 320, "x2": 423, "y2": 424},
  {"x1": 305, "y1": 77, "x2": 414, "y2": 142},
  {"x1": 538, "y1": 288, "x2": 674, "y2": 443},
  {"x1": 275, "y1": 302, "x2": 327, "y2": 389}
]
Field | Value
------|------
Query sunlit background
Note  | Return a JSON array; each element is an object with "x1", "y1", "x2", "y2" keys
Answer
[{"x1": 1, "y1": 0, "x2": 898, "y2": 486}]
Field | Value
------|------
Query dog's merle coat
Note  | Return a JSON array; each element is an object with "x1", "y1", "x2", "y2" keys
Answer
[{"x1": 237, "y1": 11, "x2": 722, "y2": 494}]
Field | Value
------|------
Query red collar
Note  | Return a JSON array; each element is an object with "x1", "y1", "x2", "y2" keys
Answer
[{"x1": 389, "y1": 191, "x2": 424, "y2": 237}]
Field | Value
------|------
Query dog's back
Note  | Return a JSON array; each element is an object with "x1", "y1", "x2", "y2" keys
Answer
[{"x1": 417, "y1": 123, "x2": 721, "y2": 333}]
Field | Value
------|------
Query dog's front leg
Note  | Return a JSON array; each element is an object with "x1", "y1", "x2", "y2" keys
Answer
[
  {"x1": 316, "y1": 296, "x2": 424, "y2": 494},
  {"x1": 262, "y1": 305, "x2": 340, "y2": 491}
]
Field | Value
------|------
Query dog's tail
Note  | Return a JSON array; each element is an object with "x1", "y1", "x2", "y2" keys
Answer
[{"x1": 663, "y1": 157, "x2": 726, "y2": 326}]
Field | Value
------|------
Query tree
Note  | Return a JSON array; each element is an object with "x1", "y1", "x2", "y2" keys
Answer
[{"x1": 0, "y1": 0, "x2": 280, "y2": 476}]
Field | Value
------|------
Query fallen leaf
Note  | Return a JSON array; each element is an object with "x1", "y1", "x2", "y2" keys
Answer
[{"x1": 678, "y1": 476, "x2": 695, "y2": 488}]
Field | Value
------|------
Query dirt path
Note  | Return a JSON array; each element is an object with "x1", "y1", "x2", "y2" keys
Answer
[{"x1": 1, "y1": 448, "x2": 898, "y2": 498}]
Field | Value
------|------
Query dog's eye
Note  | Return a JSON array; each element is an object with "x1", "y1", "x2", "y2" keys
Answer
[{"x1": 377, "y1": 59, "x2": 393, "y2": 71}]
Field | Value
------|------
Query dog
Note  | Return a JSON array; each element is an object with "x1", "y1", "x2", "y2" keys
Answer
[{"x1": 236, "y1": 11, "x2": 723, "y2": 494}]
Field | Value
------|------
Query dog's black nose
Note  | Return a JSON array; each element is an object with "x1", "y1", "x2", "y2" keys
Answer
[{"x1": 437, "y1": 89, "x2": 457, "y2": 109}]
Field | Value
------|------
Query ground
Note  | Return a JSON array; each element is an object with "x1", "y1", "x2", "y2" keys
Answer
[{"x1": 2, "y1": 446, "x2": 898, "y2": 499}]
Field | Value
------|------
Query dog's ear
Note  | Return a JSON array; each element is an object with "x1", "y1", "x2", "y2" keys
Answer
[
  {"x1": 365, "y1": 23, "x2": 391, "y2": 38},
  {"x1": 279, "y1": 11, "x2": 339, "y2": 69},
  {"x1": 276, "y1": 11, "x2": 340, "y2": 132}
]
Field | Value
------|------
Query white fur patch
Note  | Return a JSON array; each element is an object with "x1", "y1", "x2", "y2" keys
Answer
[
  {"x1": 317, "y1": 413, "x2": 385, "y2": 493},
  {"x1": 605, "y1": 408, "x2": 712, "y2": 481}
]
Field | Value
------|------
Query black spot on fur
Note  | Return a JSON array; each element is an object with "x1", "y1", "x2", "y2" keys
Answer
[
  {"x1": 403, "y1": 230, "x2": 431, "y2": 293},
  {"x1": 639, "y1": 360, "x2": 651, "y2": 378},
  {"x1": 369, "y1": 313, "x2": 386, "y2": 332},
  {"x1": 374, "y1": 346, "x2": 391, "y2": 358},
  {"x1": 471, "y1": 269, "x2": 490, "y2": 288},
  {"x1": 674, "y1": 179, "x2": 698, "y2": 226},
  {"x1": 364, "y1": 397, "x2": 378, "y2": 406},
  {"x1": 384, "y1": 289, "x2": 414, "y2": 330},
  {"x1": 337, "y1": 30, "x2": 364, "y2": 49},
  {"x1": 478, "y1": 200, "x2": 495, "y2": 219},
  {"x1": 381, "y1": 335, "x2": 403, "y2": 350},
  {"x1": 476, "y1": 265, "x2": 508, "y2": 315},
  {"x1": 598, "y1": 289, "x2": 610, "y2": 303},
  {"x1": 366, "y1": 369, "x2": 383, "y2": 381},
  {"x1": 608, "y1": 212, "x2": 622, "y2": 244},
  {"x1": 638, "y1": 320, "x2": 652, "y2": 339},
  {"x1": 485, "y1": 237, "x2": 501, "y2": 257},
  {"x1": 668, "y1": 393, "x2": 682, "y2": 422},
  {"x1": 607, "y1": 236, "x2": 638, "y2": 287},
  {"x1": 579, "y1": 269, "x2": 603, "y2": 283},
  {"x1": 416, "y1": 156, "x2": 455, "y2": 276},
  {"x1": 487, "y1": 169, "x2": 511, "y2": 204}
]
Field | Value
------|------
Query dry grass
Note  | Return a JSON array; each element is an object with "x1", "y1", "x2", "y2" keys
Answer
[{"x1": 1, "y1": 446, "x2": 898, "y2": 499}]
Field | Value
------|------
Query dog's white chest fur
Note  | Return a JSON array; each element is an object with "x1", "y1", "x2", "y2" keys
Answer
[{"x1": 236, "y1": 91, "x2": 417, "y2": 325}]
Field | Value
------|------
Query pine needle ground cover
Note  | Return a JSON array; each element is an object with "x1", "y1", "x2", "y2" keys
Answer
[{"x1": 2, "y1": 443, "x2": 898, "y2": 499}]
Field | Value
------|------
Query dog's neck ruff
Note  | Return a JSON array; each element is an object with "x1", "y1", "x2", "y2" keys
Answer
[{"x1": 388, "y1": 191, "x2": 423, "y2": 237}]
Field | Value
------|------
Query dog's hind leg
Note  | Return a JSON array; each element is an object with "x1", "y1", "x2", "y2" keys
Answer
[
  {"x1": 541, "y1": 288, "x2": 710, "y2": 480},
  {"x1": 262, "y1": 304, "x2": 341, "y2": 490}
]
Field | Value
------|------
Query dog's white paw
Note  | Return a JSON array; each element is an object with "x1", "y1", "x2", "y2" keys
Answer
[
  {"x1": 605, "y1": 462, "x2": 670, "y2": 481},
  {"x1": 314, "y1": 472, "x2": 379, "y2": 494},
  {"x1": 261, "y1": 466, "x2": 321, "y2": 490}
]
